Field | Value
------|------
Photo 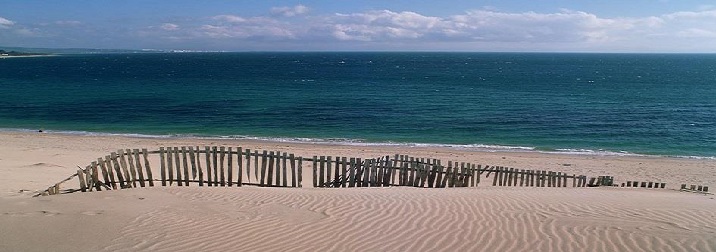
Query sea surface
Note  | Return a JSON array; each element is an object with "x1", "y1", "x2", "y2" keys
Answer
[{"x1": 1, "y1": 52, "x2": 715, "y2": 158}]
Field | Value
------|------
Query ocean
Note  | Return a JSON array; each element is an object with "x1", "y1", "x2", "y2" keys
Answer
[{"x1": 1, "y1": 52, "x2": 715, "y2": 158}]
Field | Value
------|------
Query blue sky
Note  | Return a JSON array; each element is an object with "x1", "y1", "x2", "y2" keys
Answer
[{"x1": 1, "y1": 0, "x2": 716, "y2": 52}]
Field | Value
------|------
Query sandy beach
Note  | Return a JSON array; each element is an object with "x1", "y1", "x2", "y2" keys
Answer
[{"x1": 1, "y1": 131, "x2": 715, "y2": 251}]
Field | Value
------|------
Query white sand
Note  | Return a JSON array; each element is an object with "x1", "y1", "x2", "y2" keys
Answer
[{"x1": 1, "y1": 132, "x2": 715, "y2": 251}]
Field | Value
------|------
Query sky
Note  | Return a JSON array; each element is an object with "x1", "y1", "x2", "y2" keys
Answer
[{"x1": 1, "y1": 0, "x2": 716, "y2": 52}]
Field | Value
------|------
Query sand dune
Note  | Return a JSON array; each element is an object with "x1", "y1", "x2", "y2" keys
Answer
[{"x1": 1, "y1": 132, "x2": 715, "y2": 252}]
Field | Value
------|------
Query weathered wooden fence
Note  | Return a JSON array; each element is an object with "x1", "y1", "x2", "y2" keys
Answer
[
  {"x1": 313, "y1": 154, "x2": 590, "y2": 188},
  {"x1": 39, "y1": 147, "x2": 701, "y2": 196},
  {"x1": 39, "y1": 146, "x2": 303, "y2": 196}
]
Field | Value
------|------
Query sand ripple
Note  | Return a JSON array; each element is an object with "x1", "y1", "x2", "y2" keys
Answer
[{"x1": 100, "y1": 187, "x2": 716, "y2": 252}]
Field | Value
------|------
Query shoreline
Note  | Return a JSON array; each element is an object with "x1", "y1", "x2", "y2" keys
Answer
[{"x1": 2, "y1": 127, "x2": 714, "y2": 160}]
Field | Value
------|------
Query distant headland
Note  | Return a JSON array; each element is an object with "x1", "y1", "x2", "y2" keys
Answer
[{"x1": 0, "y1": 49, "x2": 51, "y2": 58}]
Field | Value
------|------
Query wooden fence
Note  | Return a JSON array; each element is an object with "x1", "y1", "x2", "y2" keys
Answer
[
  {"x1": 40, "y1": 146, "x2": 303, "y2": 196},
  {"x1": 39, "y1": 146, "x2": 697, "y2": 196},
  {"x1": 313, "y1": 154, "x2": 590, "y2": 188}
]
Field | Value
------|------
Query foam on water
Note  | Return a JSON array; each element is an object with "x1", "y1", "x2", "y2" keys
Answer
[{"x1": 5, "y1": 127, "x2": 713, "y2": 160}]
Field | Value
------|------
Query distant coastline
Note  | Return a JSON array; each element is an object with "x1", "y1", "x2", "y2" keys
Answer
[{"x1": 0, "y1": 49, "x2": 52, "y2": 58}]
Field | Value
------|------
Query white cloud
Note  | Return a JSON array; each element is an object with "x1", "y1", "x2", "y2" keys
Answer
[
  {"x1": 0, "y1": 17, "x2": 15, "y2": 29},
  {"x1": 137, "y1": 7, "x2": 716, "y2": 52},
  {"x1": 328, "y1": 10, "x2": 443, "y2": 41},
  {"x1": 213, "y1": 15, "x2": 246, "y2": 23},
  {"x1": 664, "y1": 9, "x2": 716, "y2": 19},
  {"x1": 271, "y1": 5, "x2": 309, "y2": 17},
  {"x1": 676, "y1": 28, "x2": 716, "y2": 38},
  {"x1": 160, "y1": 23, "x2": 180, "y2": 31},
  {"x1": 200, "y1": 16, "x2": 295, "y2": 39}
]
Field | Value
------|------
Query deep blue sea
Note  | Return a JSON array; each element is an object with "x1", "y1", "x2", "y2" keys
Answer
[{"x1": 1, "y1": 52, "x2": 715, "y2": 158}]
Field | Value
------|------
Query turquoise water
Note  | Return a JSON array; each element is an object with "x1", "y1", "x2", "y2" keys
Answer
[{"x1": 1, "y1": 52, "x2": 715, "y2": 157}]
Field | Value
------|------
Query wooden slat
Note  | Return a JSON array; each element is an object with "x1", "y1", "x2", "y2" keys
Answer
[
  {"x1": 447, "y1": 161, "x2": 454, "y2": 187},
  {"x1": 205, "y1": 146, "x2": 212, "y2": 187},
  {"x1": 236, "y1": 147, "x2": 244, "y2": 187},
  {"x1": 411, "y1": 158, "x2": 424, "y2": 187},
  {"x1": 110, "y1": 155, "x2": 123, "y2": 189},
  {"x1": 212, "y1": 146, "x2": 219, "y2": 186},
  {"x1": 407, "y1": 157, "x2": 414, "y2": 186},
  {"x1": 375, "y1": 157, "x2": 383, "y2": 187},
  {"x1": 333, "y1": 156, "x2": 340, "y2": 187},
  {"x1": 341, "y1": 157, "x2": 348, "y2": 188},
  {"x1": 260, "y1": 150, "x2": 268, "y2": 186},
  {"x1": 196, "y1": 146, "x2": 204, "y2": 186},
  {"x1": 254, "y1": 150, "x2": 259, "y2": 185},
  {"x1": 173, "y1": 147, "x2": 182, "y2": 187},
  {"x1": 443, "y1": 163, "x2": 452, "y2": 188},
  {"x1": 317, "y1": 156, "x2": 325, "y2": 187},
  {"x1": 397, "y1": 155, "x2": 404, "y2": 186},
  {"x1": 387, "y1": 157, "x2": 396, "y2": 187},
  {"x1": 77, "y1": 169, "x2": 87, "y2": 192},
  {"x1": 133, "y1": 149, "x2": 146, "y2": 187},
  {"x1": 324, "y1": 156, "x2": 334, "y2": 187},
  {"x1": 188, "y1": 147, "x2": 197, "y2": 180},
  {"x1": 361, "y1": 159, "x2": 370, "y2": 187},
  {"x1": 466, "y1": 163, "x2": 472, "y2": 187},
  {"x1": 214, "y1": 146, "x2": 226, "y2": 186},
  {"x1": 297, "y1": 156, "x2": 303, "y2": 187},
  {"x1": 290, "y1": 154, "x2": 297, "y2": 187},
  {"x1": 282, "y1": 152, "x2": 288, "y2": 187},
  {"x1": 428, "y1": 160, "x2": 436, "y2": 187},
  {"x1": 98, "y1": 158, "x2": 111, "y2": 189},
  {"x1": 504, "y1": 167, "x2": 511, "y2": 187},
  {"x1": 435, "y1": 160, "x2": 444, "y2": 188},
  {"x1": 126, "y1": 149, "x2": 138, "y2": 188},
  {"x1": 219, "y1": 146, "x2": 226, "y2": 187},
  {"x1": 182, "y1": 147, "x2": 190, "y2": 186},
  {"x1": 476, "y1": 165, "x2": 482, "y2": 187},
  {"x1": 267, "y1": 151, "x2": 275, "y2": 186},
  {"x1": 159, "y1": 147, "x2": 167, "y2": 186},
  {"x1": 245, "y1": 148, "x2": 252, "y2": 184},
  {"x1": 348, "y1": 158, "x2": 356, "y2": 187},
  {"x1": 119, "y1": 149, "x2": 133, "y2": 188},
  {"x1": 372, "y1": 158, "x2": 379, "y2": 187},
  {"x1": 104, "y1": 155, "x2": 117, "y2": 189},
  {"x1": 324, "y1": 156, "x2": 331, "y2": 187},
  {"x1": 497, "y1": 167, "x2": 503, "y2": 186},
  {"x1": 189, "y1": 147, "x2": 198, "y2": 186},
  {"x1": 227, "y1": 147, "x2": 233, "y2": 187},
  {"x1": 557, "y1": 172, "x2": 562, "y2": 187},
  {"x1": 507, "y1": 168, "x2": 514, "y2": 187},
  {"x1": 167, "y1": 147, "x2": 175, "y2": 186},
  {"x1": 91, "y1": 161, "x2": 102, "y2": 191},
  {"x1": 373, "y1": 157, "x2": 385, "y2": 187},
  {"x1": 275, "y1": 152, "x2": 282, "y2": 187},
  {"x1": 572, "y1": 174, "x2": 577, "y2": 187},
  {"x1": 416, "y1": 159, "x2": 425, "y2": 188},
  {"x1": 427, "y1": 161, "x2": 436, "y2": 188}
]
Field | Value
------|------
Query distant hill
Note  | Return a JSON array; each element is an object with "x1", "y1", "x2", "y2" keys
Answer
[
  {"x1": 0, "y1": 46, "x2": 149, "y2": 54},
  {"x1": 0, "y1": 49, "x2": 50, "y2": 56}
]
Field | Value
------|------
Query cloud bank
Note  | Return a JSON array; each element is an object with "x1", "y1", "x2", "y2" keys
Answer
[{"x1": 3, "y1": 5, "x2": 716, "y2": 52}]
